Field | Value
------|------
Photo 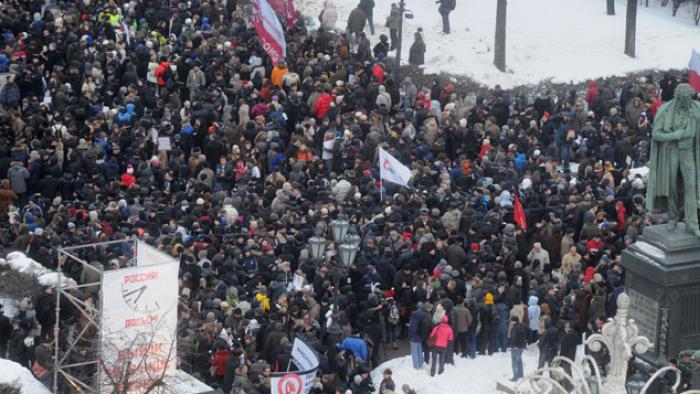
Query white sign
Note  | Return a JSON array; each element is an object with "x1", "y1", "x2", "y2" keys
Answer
[
  {"x1": 147, "y1": 63, "x2": 159, "y2": 84},
  {"x1": 290, "y1": 338, "x2": 317, "y2": 371},
  {"x1": 100, "y1": 250, "x2": 179, "y2": 394},
  {"x1": 270, "y1": 338, "x2": 319, "y2": 394},
  {"x1": 157, "y1": 137, "x2": 172, "y2": 151},
  {"x1": 292, "y1": 273, "x2": 304, "y2": 291}
]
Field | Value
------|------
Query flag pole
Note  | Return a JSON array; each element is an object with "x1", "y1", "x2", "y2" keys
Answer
[{"x1": 380, "y1": 177, "x2": 384, "y2": 205}]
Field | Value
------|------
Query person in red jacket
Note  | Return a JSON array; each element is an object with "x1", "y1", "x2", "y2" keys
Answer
[
  {"x1": 372, "y1": 63, "x2": 385, "y2": 85},
  {"x1": 428, "y1": 315, "x2": 453, "y2": 376},
  {"x1": 314, "y1": 88, "x2": 333, "y2": 120},
  {"x1": 120, "y1": 164, "x2": 136, "y2": 188},
  {"x1": 154, "y1": 56, "x2": 171, "y2": 94},
  {"x1": 210, "y1": 346, "x2": 229, "y2": 385}
]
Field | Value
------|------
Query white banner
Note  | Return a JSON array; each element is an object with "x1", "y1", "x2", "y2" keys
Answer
[
  {"x1": 100, "y1": 257, "x2": 179, "y2": 393},
  {"x1": 252, "y1": 0, "x2": 287, "y2": 65},
  {"x1": 137, "y1": 241, "x2": 176, "y2": 267},
  {"x1": 290, "y1": 338, "x2": 317, "y2": 371},
  {"x1": 270, "y1": 338, "x2": 319, "y2": 394},
  {"x1": 379, "y1": 147, "x2": 412, "y2": 187}
]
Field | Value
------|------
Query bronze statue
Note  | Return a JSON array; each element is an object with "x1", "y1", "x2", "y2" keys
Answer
[{"x1": 646, "y1": 83, "x2": 700, "y2": 237}]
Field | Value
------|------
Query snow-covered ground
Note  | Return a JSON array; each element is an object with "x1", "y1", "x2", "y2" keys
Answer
[
  {"x1": 0, "y1": 359, "x2": 51, "y2": 394},
  {"x1": 370, "y1": 344, "x2": 586, "y2": 394},
  {"x1": 298, "y1": 0, "x2": 700, "y2": 88},
  {"x1": 0, "y1": 251, "x2": 77, "y2": 288}
]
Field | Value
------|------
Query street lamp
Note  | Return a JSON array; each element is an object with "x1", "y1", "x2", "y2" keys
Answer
[
  {"x1": 330, "y1": 218, "x2": 349, "y2": 243},
  {"x1": 345, "y1": 233, "x2": 361, "y2": 249},
  {"x1": 338, "y1": 243, "x2": 359, "y2": 268},
  {"x1": 395, "y1": 0, "x2": 413, "y2": 73},
  {"x1": 307, "y1": 236, "x2": 327, "y2": 260}
]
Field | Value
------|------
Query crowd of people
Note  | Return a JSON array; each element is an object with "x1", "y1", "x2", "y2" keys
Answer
[{"x1": 0, "y1": 0, "x2": 696, "y2": 393}]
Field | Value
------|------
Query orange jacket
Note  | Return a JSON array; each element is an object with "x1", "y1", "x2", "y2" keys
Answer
[
  {"x1": 271, "y1": 65, "x2": 288, "y2": 87},
  {"x1": 296, "y1": 149, "x2": 313, "y2": 162}
]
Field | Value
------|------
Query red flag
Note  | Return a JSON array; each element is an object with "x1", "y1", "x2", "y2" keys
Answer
[
  {"x1": 689, "y1": 49, "x2": 700, "y2": 93},
  {"x1": 268, "y1": 0, "x2": 298, "y2": 28},
  {"x1": 514, "y1": 195, "x2": 527, "y2": 231},
  {"x1": 252, "y1": 0, "x2": 287, "y2": 65}
]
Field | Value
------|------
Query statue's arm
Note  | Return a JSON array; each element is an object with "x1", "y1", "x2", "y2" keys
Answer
[{"x1": 652, "y1": 129, "x2": 682, "y2": 142}]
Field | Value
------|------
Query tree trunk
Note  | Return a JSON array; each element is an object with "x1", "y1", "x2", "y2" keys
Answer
[
  {"x1": 624, "y1": 0, "x2": 637, "y2": 57},
  {"x1": 607, "y1": 0, "x2": 615, "y2": 15},
  {"x1": 494, "y1": 0, "x2": 507, "y2": 72}
]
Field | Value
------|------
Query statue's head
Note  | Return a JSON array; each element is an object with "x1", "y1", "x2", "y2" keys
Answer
[{"x1": 674, "y1": 83, "x2": 696, "y2": 109}]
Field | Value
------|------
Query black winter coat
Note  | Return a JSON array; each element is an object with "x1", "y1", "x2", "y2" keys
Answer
[{"x1": 409, "y1": 39, "x2": 425, "y2": 66}]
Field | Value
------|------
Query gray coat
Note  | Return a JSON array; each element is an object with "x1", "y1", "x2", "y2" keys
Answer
[
  {"x1": 7, "y1": 164, "x2": 30, "y2": 194},
  {"x1": 453, "y1": 305, "x2": 472, "y2": 333}
]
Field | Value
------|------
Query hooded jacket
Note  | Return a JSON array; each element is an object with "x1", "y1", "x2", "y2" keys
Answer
[{"x1": 527, "y1": 296, "x2": 541, "y2": 331}]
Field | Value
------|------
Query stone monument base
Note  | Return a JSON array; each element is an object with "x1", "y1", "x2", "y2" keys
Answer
[{"x1": 623, "y1": 223, "x2": 700, "y2": 366}]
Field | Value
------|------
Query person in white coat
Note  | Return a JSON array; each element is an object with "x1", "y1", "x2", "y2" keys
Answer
[{"x1": 321, "y1": 0, "x2": 338, "y2": 31}]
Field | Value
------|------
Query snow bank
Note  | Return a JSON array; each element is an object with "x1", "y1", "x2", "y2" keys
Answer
[
  {"x1": 0, "y1": 296, "x2": 18, "y2": 319},
  {"x1": 0, "y1": 359, "x2": 51, "y2": 394},
  {"x1": 370, "y1": 346, "x2": 543, "y2": 394},
  {"x1": 298, "y1": 0, "x2": 700, "y2": 88},
  {"x1": 1, "y1": 252, "x2": 76, "y2": 288}
]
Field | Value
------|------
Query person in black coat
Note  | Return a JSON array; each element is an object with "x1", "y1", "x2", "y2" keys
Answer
[
  {"x1": 537, "y1": 316, "x2": 559, "y2": 368},
  {"x1": 8, "y1": 319, "x2": 27, "y2": 366},
  {"x1": 408, "y1": 32, "x2": 425, "y2": 66},
  {"x1": 0, "y1": 305, "x2": 10, "y2": 357},
  {"x1": 559, "y1": 322, "x2": 578, "y2": 378}
]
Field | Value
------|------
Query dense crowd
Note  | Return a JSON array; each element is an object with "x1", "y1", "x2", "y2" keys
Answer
[{"x1": 0, "y1": 0, "x2": 696, "y2": 393}]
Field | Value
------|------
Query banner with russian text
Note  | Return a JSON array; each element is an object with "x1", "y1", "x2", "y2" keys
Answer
[
  {"x1": 100, "y1": 258, "x2": 179, "y2": 393},
  {"x1": 252, "y1": 0, "x2": 287, "y2": 65}
]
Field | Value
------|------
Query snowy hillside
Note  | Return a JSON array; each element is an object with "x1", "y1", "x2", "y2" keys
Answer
[{"x1": 297, "y1": 0, "x2": 700, "y2": 88}]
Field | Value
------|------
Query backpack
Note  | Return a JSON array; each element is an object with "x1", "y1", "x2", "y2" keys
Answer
[{"x1": 161, "y1": 65, "x2": 173, "y2": 81}]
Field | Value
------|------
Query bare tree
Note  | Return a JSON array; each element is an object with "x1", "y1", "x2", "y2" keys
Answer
[
  {"x1": 494, "y1": 0, "x2": 507, "y2": 72},
  {"x1": 624, "y1": 0, "x2": 637, "y2": 57},
  {"x1": 607, "y1": 0, "x2": 615, "y2": 15},
  {"x1": 100, "y1": 327, "x2": 178, "y2": 394}
]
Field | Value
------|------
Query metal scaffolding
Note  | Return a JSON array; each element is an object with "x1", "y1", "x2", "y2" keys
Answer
[{"x1": 53, "y1": 239, "x2": 137, "y2": 394}]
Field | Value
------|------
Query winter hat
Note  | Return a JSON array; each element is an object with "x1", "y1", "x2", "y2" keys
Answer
[{"x1": 459, "y1": 118, "x2": 467, "y2": 128}]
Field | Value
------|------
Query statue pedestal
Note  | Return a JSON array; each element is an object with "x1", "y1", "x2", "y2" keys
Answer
[{"x1": 622, "y1": 223, "x2": 700, "y2": 366}]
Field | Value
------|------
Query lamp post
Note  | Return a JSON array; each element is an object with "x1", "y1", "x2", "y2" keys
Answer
[
  {"x1": 338, "y1": 243, "x2": 359, "y2": 268},
  {"x1": 307, "y1": 236, "x2": 327, "y2": 261},
  {"x1": 395, "y1": 0, "x2": 413, "y2": 75},
  {"x1": 345, "y1": 233, "x2": 361, "y2": 249},
  {"x1": 330, "y1": 218, "x2": 349, "y2": 243}
]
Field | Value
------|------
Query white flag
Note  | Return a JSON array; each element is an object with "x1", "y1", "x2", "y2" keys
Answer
[{"x1": 379, "y1": 147, "x2": 412, "y2": 187}]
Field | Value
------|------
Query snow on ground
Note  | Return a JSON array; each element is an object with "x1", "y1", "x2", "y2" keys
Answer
[
  {"x1": 370, "y1": 344, "x2": 584, "y2": 394},
  {"x1": 0, "y1": 359, "x2": 51, "y2": 394},
  {"x1": 298, "y1": 0, "x2": 700, "y2": 88},
  {"x1": 0, "y1": 296, "x2": 18, "y2": 319},
  {"x1": 0, "y1": 252, "x2": 76, "y2": 288}
]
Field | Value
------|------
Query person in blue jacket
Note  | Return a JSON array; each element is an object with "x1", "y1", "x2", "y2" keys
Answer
[{"x1": 337, "y1": 330, "x2": 368, "y2": 363}]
